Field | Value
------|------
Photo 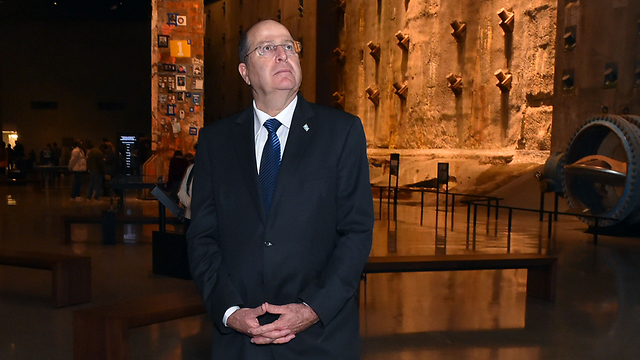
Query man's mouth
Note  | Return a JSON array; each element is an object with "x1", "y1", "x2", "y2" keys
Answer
[{"x1": 275, "y1": 68, "x2": 292, "y2": 75}]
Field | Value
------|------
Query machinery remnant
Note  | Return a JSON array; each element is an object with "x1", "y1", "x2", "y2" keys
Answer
[{"x1": 541, "y1": 114, "x2": 640, "y2": 227}]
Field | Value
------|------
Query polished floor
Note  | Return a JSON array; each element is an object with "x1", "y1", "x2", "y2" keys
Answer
[{"x1": 1, "y1": 170, "x2": 639, "y2": 360}]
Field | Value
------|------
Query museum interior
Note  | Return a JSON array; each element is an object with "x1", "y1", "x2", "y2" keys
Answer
[{"x1": 1, "y1": 0, "x2": 640, "y2": 359}]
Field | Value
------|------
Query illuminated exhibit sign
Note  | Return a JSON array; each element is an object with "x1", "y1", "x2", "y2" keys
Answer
[
  {"x1": 118, "y1": 134, "x2": 139, "y2": 174},
  {"x1": 2, "y1": 131, "x2": 18, "y2": 147}
]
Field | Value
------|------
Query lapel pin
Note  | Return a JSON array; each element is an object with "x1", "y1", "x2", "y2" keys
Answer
[{"x1": 303, "y1": 124, "x2": 309, "y2": 132}]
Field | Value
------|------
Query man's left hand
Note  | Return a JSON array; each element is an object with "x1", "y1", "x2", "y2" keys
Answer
[{"x1": 248, "y1": 303, "x2": 319, "y2": 345}]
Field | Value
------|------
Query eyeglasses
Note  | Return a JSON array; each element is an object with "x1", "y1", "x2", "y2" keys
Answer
[{"x1": 243, "y1": 40, "x2": 302, "y2": 61}]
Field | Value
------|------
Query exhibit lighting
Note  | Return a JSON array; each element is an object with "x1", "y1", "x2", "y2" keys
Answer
[{"x1": 2, "y1": 131, "x2": 19, "y2": 147}]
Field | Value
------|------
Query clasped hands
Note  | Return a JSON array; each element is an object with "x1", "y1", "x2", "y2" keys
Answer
[{"x1": 227, "y1": 302, "x2": 319, "y2": 344}]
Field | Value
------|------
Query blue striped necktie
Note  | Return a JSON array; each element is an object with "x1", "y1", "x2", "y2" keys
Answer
[{"x1": 259, "y1": 118, "x2": 282, "y2": 216}]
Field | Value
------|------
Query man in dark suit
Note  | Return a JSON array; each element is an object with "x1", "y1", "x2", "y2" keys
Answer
[{"x1": 187, "y1": 19, "x2": 374, "y2": 359}]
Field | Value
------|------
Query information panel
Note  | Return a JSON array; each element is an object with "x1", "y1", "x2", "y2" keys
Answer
[{"x1": 118, "y1": 133, "x2": 140, "y2": 175}]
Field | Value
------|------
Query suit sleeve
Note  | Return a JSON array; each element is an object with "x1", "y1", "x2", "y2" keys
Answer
[
  {"x1": 187, "y1": 132, "x2": 244, "y2": 333},
  {"x1": 299, "y1": 117, "x2": 374, "y2": 326}
]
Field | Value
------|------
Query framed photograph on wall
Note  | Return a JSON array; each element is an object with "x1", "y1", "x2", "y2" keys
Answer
[
  {"x1": 158, "y1": 35, "x2": 170, "y2": 48},
  {"x1": 162, "y1": 63, "x2": 176, "y2": 72},
  {"x1": 167, "y1": 13, "x2": 178, "y2": 26},
  {"x1": 176, "y1": 75, "x2": 187, "y2": 91}
]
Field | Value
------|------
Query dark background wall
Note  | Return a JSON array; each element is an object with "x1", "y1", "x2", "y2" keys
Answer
[
  {"x1": 552, "y1": 0, "x2": 640, "y2": 152},
  {"x1": 0, "y1": 1, "x2": 150, "y2": 153}
]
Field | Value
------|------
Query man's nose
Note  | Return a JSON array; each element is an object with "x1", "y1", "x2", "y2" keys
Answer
[{"x1": 274, "y1": 45, "x2": 288, "y2": 61}]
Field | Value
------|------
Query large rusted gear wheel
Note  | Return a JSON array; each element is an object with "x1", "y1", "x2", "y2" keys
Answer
[{"x1": 561, "y1": 114, "x2": 640, "y2": 226}]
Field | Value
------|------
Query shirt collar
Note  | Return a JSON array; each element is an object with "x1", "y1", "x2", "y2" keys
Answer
[{"x1": 253, "y1": 95, "x2": 298, "y2": 135}]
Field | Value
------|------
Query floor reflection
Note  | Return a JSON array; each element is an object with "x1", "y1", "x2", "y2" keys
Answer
[{"x1": 0, "y1": 180, "x2": 639, "y2": 359}]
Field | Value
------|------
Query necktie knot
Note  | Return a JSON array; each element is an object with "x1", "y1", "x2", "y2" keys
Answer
[{"x1": 264, "y1": 118, "x2": 282, "y2": 134}]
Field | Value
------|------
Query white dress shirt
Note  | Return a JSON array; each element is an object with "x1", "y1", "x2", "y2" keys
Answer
[{"x1": 253, "y1": 96, "x2": 297, "y2": 172}]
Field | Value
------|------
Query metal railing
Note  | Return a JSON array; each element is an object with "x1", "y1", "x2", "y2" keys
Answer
[
  {"x1": 463, "y1": 199, "x2": 616, "y2": 247},
  {"x1": 371, "y1": 184, "x2": 615, "y2": 251}
]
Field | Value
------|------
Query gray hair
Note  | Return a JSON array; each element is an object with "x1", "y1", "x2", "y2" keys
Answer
[{"x1": 238, "y1": 28, "x2": 250, "y2": 63}]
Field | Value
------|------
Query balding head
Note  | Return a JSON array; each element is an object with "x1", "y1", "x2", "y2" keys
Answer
[{"x1": 239, "y1": 20, "x2": 292, "y2": 63}]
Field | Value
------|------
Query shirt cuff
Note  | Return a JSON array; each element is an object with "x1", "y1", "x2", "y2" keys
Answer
[{"x1": 223, "y1": 306, "x2": 240, "y2": 327}]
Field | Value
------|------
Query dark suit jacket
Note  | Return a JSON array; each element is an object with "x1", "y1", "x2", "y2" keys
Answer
[{"x1": 187, "y1": 95, "x2": 374, "y2": 360}]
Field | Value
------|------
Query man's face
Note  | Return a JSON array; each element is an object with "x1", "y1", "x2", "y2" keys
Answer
[{"x1": 238, "y1": 21, "x2": 302, "y2": 100}]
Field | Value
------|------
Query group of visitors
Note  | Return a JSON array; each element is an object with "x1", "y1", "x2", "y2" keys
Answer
[
  {"x1": 0, "y1": 141, "x2": 27, "y2": 175},
  {"x1": 69, "y1": 138, "x2": 117, "y2": 201},
  {"x1": 0, "y1": 141, "x2": 9, "y2": 174},
  {"x1": 37, "y1": 142, "x2": 63, "y2": 166},
  {"x1": 0, "y1": 140, "x2": 74, "y2": 178}
]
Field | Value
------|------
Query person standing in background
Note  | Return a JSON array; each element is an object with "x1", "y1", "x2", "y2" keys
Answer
[
  {"x1": 51, "y1": 142, "x2": 61, "y2": 166},
  {"x1": 0, "y1": 141, "x2": 7, "y2": 176},
  {"x1": 39, "y1": 143, "x2": 53, "y2": 165},
  {"x1": 68, "y1": 140, "x2": 87, "y2": 201},
  {"x1": 166, "y1": 150, "x2": 190, "y2": 201},
  {"x1": 102, "y1": 143, "x2": 118, "y2": 198},
  {"x1": 86, "y1": 141, "x2": 105, "y2": 201},
  {"x1": 177, "y1": 152, "x2": 196, "y2": 234},
  {"x1": 5, "y1": 143, "x2": 14, "y2": 170},
  {"x1": 60, "y1": 143, "x2": 71, "y2": 167}
]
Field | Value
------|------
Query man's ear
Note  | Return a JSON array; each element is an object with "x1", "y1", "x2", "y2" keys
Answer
[{"x1": 238, "y1": 63, "x2": 251, "y2": 86}]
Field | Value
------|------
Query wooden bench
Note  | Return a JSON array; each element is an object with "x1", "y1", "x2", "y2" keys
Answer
[
  {"x1": 362, "y1": 253, "x2": 557, "y2": 301},
  {"x1": 0, "y1": 249, "x2": 91, "y2": 307},
  {"x1": 73, "y1": 290, "x2": 206, "y2": 360},
  {"x1": 63, "y1": 214, "x2": 182, "y2": 244}
]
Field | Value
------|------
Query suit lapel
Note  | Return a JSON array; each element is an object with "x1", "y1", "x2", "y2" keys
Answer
[
  {"x1": 270, "y1": 96, "x2": 316, "y2": 215},
  {"x1": 232, "y1": 108, "x2": 266, "y2": 221}
]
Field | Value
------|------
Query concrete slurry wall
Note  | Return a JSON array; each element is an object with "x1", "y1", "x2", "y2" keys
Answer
[{"x1": 340, "y1": 0, "x2": 556, "y2": 151}]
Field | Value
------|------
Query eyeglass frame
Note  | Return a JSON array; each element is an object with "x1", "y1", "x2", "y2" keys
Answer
[{"x1": 242, "y1": 40, "x2": 302, "y2": 62}]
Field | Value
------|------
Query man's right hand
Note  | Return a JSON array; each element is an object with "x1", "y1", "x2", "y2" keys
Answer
[
  {"x1": 227, "y1": 303, "x2": 294, "y2": 344},
  {"x1": 227, "y1": 305, "x2": 267, "y2": 336}
]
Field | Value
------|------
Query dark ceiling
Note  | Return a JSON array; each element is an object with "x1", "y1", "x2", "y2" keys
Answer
[{"x1": 0, "y1": 0, "x2": 151, "y2": 21}]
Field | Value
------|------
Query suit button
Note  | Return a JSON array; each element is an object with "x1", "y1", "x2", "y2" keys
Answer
[{"x1": 264, "y1": 241, "x2": 272, "y2": 247}]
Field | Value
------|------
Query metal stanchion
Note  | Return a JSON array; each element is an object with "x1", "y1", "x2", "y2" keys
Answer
[
  {"x1": 507, "y1": 208, "x2": 513, "y2": 253},
  {"x1": 466, "y1": 203, "x2": 471, "y2": 248},
  {"x1": 420, "y1": 191, "x2": 425, "y2": 226},
  {"x1": 472, "y1": 204, "x2": 478, "y2": 250},
  {"x1": 450, "y1": 194, "x2": 456, "y2": 231}
]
